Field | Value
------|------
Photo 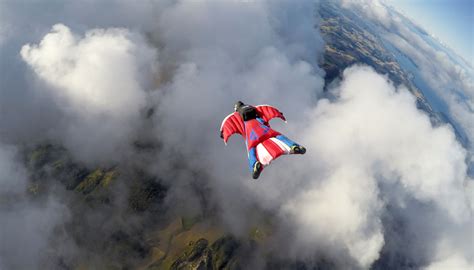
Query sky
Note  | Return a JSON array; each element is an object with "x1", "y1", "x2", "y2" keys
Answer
[{"x1": 390, "y1": 0, "x2": 474, "y2": 66}]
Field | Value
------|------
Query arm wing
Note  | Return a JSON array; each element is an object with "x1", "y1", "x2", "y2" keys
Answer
[
  {"x1": 255, "y1": 105, "x2": 286, "y2": 123},
  {"x1": 220, "y1": 112, "x2": 245, "y2": 144}
]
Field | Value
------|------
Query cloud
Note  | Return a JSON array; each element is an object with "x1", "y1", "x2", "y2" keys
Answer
[
  {"x1": 0, "y1": 2, "x2": 162, "y2": 268},
  {"x1": 341, "y1": 0, "x2": 393, "y2": 28},
  {"x1": 270, "y1": 66, "x2": 471, "y2": 268},
  {"x1": 282, "y1": 165, "x2": 384, "y2": 268},
  {"x1": 0, "y1": 0, "x2": 165, "y2": 149},
  {"x1": 21, "y1": 24, "x2": 157, "y2": 164},
  {"x1": 150, "y1": 0, "x2": 324, "y2": 229},
  {"x1": 0, "y1": 144, "x2": 28, "y2": 194},
  {"x1": 0, "y1": 143, "x2": 71, "y2": 269},
  {"x1": 0, "y1": 1, "x2": 165, "y2": 269},
  {"x1": 0, "y1": 197, "x2": 70, "y2": 269},
  {"x1": 225, "y1": 65, "x2": 471, "y2": 268},
  {"x1": 425, "y1": 254, "x2": 473, "y2": 270}
]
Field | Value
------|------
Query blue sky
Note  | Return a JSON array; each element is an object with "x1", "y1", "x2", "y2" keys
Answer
[{"x1": 389, "y1": 0, "x2": 473, "y2": 66}]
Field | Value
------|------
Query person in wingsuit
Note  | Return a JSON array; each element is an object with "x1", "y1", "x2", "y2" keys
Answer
[{"x1": 220, "y1": 101, "x2": 306, "y2": 179}]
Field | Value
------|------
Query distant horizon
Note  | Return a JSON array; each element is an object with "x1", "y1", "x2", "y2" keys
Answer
[{"x1": 389, "y1": 0, "x2": 473, "y2": 67}]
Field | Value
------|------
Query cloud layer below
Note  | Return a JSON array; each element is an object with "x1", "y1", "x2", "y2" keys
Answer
[{"x1": 21, "y1": 24, "x2": 157, "y2": 164}]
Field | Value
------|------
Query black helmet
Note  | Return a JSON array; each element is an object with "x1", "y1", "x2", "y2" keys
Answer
[{"x1": 234, "y1": 101, "x2": 244, "y2": 112}]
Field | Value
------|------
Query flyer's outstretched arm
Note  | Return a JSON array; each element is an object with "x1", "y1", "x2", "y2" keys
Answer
[
  {"x1": 255, "y1": 105, "x2": 287, "y2": 124},
  {"x1": 219, "y1": 112, "x2": 245, "y2": 144}
]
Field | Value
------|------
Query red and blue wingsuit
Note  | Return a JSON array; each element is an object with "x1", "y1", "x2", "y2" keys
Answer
[{"x1": 220, "y1": 101, "x2": 306, "y2": 179}]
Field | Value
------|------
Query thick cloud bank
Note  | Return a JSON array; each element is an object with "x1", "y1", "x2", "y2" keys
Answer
[
  {"x1": 21, "y1": 24, "x2": 157, "y2": 164},
  {"x1": 274, "y1": 66, "x2": 471, "y2": 268}
]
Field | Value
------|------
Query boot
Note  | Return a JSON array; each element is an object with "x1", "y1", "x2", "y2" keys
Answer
[
  {"x1": 252, "y1": 161, "x2": 263, "y2": 179},
  {"x1": 291, "y1": 145, "x2": 306, "y2": 154}
]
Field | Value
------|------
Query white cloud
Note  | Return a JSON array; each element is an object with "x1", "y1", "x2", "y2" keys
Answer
[
  {"x1": 342, "y1": 0, "x2": 393, "y2": 28},
  {"x1": 282, "y1": 166, "x2": 384, "y2": 268},
  {"x1": 21, "y1": 24, "x2": 157, "y2": 164},
  {"x1": 247, "y1": 66, "x2": 471, "y2": 268},
  {"x1": 425, "y1": 254, "x2": 473, "y2": 270},
  {"x1": 153, "y1": 0, "x2": 324, "y2": 162}
]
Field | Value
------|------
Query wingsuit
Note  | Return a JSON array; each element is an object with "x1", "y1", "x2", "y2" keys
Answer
[{"x1": 220, "y1": 101, "x2": 306, "y2": 179}]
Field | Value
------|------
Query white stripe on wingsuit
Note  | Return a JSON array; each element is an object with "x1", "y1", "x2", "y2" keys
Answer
[
  {"x1": 256, "y1": 104, "x2": 277, "y2": 109},
  {"x1": 256, "y1": 104, "x2": 279, "y2": 112},
  {"x1": 256, "y1": 143, "x2": 273, "y2": 166},
  {"x1": 270, "y1": 137, "x2": 291, "y2": 154}
]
